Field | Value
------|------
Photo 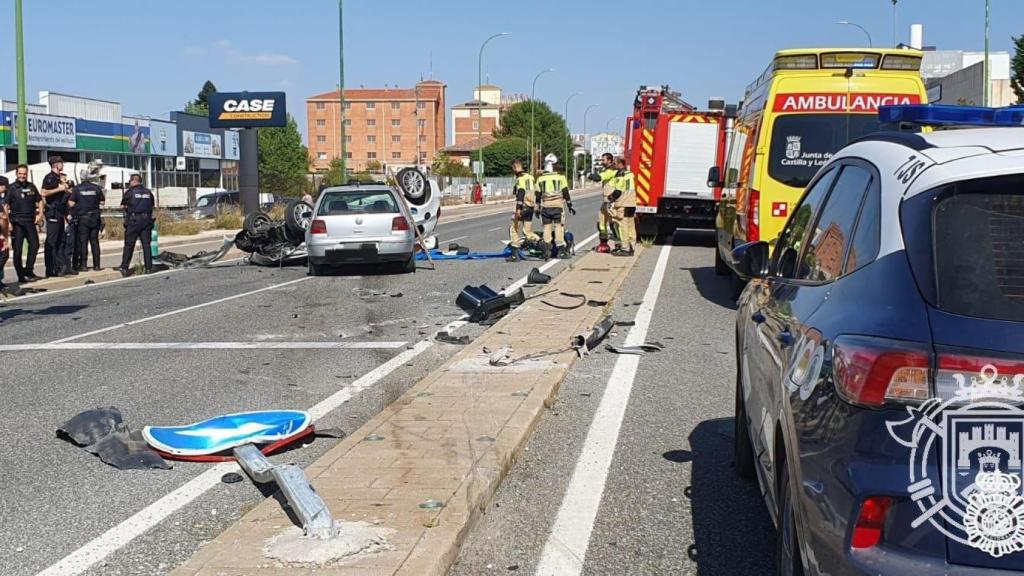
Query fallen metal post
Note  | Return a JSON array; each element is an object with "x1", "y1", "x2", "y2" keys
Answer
[{"x1": 233, "y1": 444, "x2": 337, "y2": 539}]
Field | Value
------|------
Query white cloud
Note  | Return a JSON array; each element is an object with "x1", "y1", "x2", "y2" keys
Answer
[
  {"x1": 213, "y1": 39, "x2": 298, "y2": 67},
  {"x1": 182, "y1": 46, "x2": 205, "y2": 58}
]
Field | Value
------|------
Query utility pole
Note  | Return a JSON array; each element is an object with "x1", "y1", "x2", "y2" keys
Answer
[
  {"x1": 563, "y1": 92, "x2": 581, "y2": 188},
  {"x1": 476, "y1": 32, "x2": 508, "y2": 184},
  {"x1": 529, "y1": 68, "x2": 555, "y2": 174},
  {"x1": 891, "y1": 0, "x2": 899, "y2": 47},
  {"x1": 583, "y1": 104, "x2": 599, "y2": 175},
  {"x1": 338, "y1": 0, "x2": 348, "y2": 184},
  {"x1": 984, "y1": 0, "x2": 991, "y2": 106},
  {"x1": 15, "y1": 0, "x2": 28, "y2": 164}
]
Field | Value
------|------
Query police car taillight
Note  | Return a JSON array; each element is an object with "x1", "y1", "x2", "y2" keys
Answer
[
  {"x1": 852, "y1": 496, "x2": 892, "y2": 549},
  {"x1": 832, "y1": 336, "x2": 932, "y2": 407}
]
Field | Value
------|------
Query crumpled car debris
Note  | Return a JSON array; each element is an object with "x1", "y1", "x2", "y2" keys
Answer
[
  {"x1": 57, "y1": 407, "x2": 170, "y2": 470},
  {"x1": 154, "y1": 238, "x2": 235, "y2": 270}
]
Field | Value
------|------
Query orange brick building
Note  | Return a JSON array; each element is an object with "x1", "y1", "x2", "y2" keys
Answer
[{"x1": 306, "y1": 80, "x2": 446, "y2": 172}]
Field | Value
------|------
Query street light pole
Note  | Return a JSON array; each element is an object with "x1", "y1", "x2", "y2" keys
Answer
[
  {"x1": 837, "y1": 21, "x2": 873, "y2": 47},
  {"x1": 477, "y1": 32, "x2": 508, "y2": 184},
  {"x1": 338, "y1": 0, "x2": 347, "y2": 184},
  {"x1": 891, "y1": 0, "x2": 899, "y2": 47},
  {"x1": 583, "y1": 104, "x2": 599, "y2": 174},
  {"x1": 563, "y1": 92, "x2": 581, "y2": 188},
  {"x1": 984, "y1": 0, "x2": 991, "y2": 106},
  {"x1": 605, "y1": 118, "x2": 615, "y2": 132},
  {"x1": 529, "y1": 68, "x2": 555, "y2": 174},
  {"x1": 15, "y1": 0, "x2": 28, "y2": 164}
]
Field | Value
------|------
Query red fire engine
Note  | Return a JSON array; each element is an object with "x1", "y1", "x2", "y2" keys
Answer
[{"x1": 623, "y1": 86, "x2": 734, "y2": 240}]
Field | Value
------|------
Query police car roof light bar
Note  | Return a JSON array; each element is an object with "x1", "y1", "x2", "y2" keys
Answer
[{"x1": 879, "y1": 104, "x2": 1024, "y2": 127}]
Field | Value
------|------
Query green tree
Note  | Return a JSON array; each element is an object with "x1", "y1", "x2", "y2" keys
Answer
[
  {"x1": 184, "y1": 80, "x2": 218, "y2": 116},
  {"x1": 258, "y1": 114, "x2": 309, "y2": 196},
  {"x1": 481, "y1": 137, "x2": 528, "y2": 177},
  {"x1": 366, "y1": 160, "x2": 383, "y2": 173},
  {"x1": 1012, "y1": 34, "x2": 1024, "y2": 104},
  {"x1": 324, "y1": 158, "x2": 347, "y2": 186},
  {"x1": 431, "y1": 151, "x2": 473, "y2": 177},
  {"x1": 495, "y1": 101, "x2": 569, "y2": 171}
]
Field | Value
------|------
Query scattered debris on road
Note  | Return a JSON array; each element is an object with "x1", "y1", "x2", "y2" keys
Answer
[
  {"x1": 541, "y1": 292, "x2": 587, "y2": 310},
  {"x1": 605, "y1": 342, "x2": 665, "y2": 355},
  {"x1": 154, "y1": 238, "x2": 235, "y2": 270},
  {"x1": 436, "y1": 331, "x2": 471, "y2": 345},
  {"x1": 57, "y1": 408, "x2": 170, "y2": 470},
  {"x1": 527, "y1": 268, "x2": 551, "y2": 285},
  {"x1": 572, "y1": 316, "x2": 615, "y2": 357},
  {"x1": 488, "y1": 347, "x2": 513, "y2": 366}
]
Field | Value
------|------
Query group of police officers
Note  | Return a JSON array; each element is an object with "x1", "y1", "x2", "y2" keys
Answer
[
  {"x1": 506, "y1": 151, "x2": 635, "y2": 261},
  {"x1": 0, "y1": 155, "x2": 157, "y2": 290}
]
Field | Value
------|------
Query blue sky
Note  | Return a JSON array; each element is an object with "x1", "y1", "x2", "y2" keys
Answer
[{"x1": 0, "y1": 0, "x2": 1019, "y2": 144}]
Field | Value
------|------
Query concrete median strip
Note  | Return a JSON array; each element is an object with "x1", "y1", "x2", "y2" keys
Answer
[{"x1": 170, "y1": 248, "x2": 642, "y2": 575}]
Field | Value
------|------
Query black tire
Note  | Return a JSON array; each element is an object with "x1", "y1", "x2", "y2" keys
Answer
[
  {"x1": 285, "y1": 200, "x2": 314, "y2": 240},
  {"x1": 244, "y1": 211, "x2": 271, "y2": 234},
  {"x1": 396, "y1": 253, "x2": 416, "y2": 274},
  {"x1": 715, "y1": 245, "x2": 730, "y2": 276},
  {"x1": 734, "y1": 357, "x2": 757, "y2": 481},
  {"x1": 308, "y1": 260, "x2": 324, "y2": 277},
  {"x1": 731, "y1": 271, "x2": 747, "y2": 299},
  {"x1": 776, "y1": 462, "x2": 805, "y2": 576},
  {"x1": 396, "y1": 168, "x2": 429, "y2": 205},
  {"x1": 233, "y1": 230, "x2": 254, "y2": 253}
]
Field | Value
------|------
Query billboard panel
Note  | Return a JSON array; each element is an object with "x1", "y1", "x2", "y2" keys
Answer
[
  {"x1": 10, "y1": 113, "x2": 77, "y2": 148},
  {"x1": 183, "y1": 130, "x2": 222, "y2": 158},
  {"x1": 208, "y1": 92, "x2": 287, "y2": 128},
  {"x1": 150, "y1": 120, "x2": 179, "y2": 156},
  {"x1": 224, "y1": 130, "x2": 240, "y2": 160}
]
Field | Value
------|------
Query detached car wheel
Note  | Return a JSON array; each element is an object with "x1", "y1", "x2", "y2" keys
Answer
[{"x1": 244, "y1": 211, "x2": 272, "y2": 234}]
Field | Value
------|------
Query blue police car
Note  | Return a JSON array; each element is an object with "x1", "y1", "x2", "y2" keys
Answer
[{"x1": 732, "y1": 105, "x2": 1024, "y2": 574}]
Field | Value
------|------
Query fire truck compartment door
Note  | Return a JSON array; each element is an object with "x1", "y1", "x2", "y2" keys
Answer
[{"x1": 664, "y1": 122, "x2": 719, "y2": 199}]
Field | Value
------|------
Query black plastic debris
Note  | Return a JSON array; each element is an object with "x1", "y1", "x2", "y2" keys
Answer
[
  {"x1": 57, "y1": 408, "x2": 170, "y2": 470},
  {"x1": 572, "y1": 316, "x2": 615, "y2": 357},
  {"x1": 436, "y1": 331, "x2": 470, "y2": 345},
  {"x1": 542, "y1": 292, "x2": 587, "y2": 310},
  {"x1": 456, "y1": 284, "x2": 512, "y2": 323},
  {"x1": 221, "y1": 472, "x2": 244, "y2": 484},
  {"x1": 527, "y1": 268, "x2": 551, "y2": 285},
  {"x1": 587, "y1": 300, "x2": 609, "y2": 307}
]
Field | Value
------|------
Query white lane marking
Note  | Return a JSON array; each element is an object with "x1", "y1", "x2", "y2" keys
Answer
[
  {"x1": 0, "y1": 341, "x2": 405, "y2": 352},
  {"x1": 2, "y1": 257, "x2": 246, "y2": 303},
  {"x1": 48, "y1": 276, "x2": 312, "y2": 344},
  {"x1": 444, "y1": 235, "x2": 468, "y2": 244},
  {"x1": 34, "y1": 251, "x2": 576, "y2": 575},
  {"x1": 535, "y1": 244, "x2": 673, "y2": 576},
  {"x1": 487, "y1": 226, "x2": 505, "y2": 232}
]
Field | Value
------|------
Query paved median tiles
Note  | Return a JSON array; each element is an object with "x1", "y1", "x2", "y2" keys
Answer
[{"x1": 170, "y1": 248, "x2": 642, "y2": 576}]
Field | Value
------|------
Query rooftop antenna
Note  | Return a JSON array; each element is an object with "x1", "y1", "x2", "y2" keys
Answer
[{"x1": 429, "y1": 51, "x2": 433, "y2": 80}]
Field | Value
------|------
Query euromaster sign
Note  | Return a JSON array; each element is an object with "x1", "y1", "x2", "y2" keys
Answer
[
  {"x1": 10, "y1": 113, "x2": 77, "y2": 148},
  {"x1": 208, "y1": 92, "x2": 287, "y2": 128}
]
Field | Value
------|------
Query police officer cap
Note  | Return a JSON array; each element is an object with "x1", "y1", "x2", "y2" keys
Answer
[
  {"x1": 48, "y1": 155, "x2": 64, "y2": 165},
  {"x1": 0, "y1": 175, "x2": 7, "y2": 186}
]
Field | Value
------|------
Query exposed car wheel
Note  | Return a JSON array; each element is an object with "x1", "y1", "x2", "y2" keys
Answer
[
  {"x1": 734, "y1": 357, "x2": 757, "y2": 481},
  {"x1": 244, "y1": 211, "x2": 271, "y2": 234},
  {"x1": 776, "y1": 463, "x2": 805, "y2": 576},
  {"x1": 396, "y1": 168, "x2": 429, "y2": 205},
  {"x1": 715, "y1": 245, "x2": 730, "y2": 276},
  {"x1": 285, "y1": 200, "x2": 314, "y2": 241}
]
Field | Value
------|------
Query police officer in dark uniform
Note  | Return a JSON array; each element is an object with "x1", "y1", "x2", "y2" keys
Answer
[
  {"x1": 40, "y1": 155, "x2": 72, "y2": 277},
  {"x1": 117, "y1": 174, "x2": 155, "y2": 276},
  {"x1": 4, "y1": 164, "x2": 44, "y2": 283},
  {"x1": 68, "y1": 176, "x2": 105, "y2": 271},
  {"x1": 58, "y1": 177, "x2": 82, "y2": 275}
]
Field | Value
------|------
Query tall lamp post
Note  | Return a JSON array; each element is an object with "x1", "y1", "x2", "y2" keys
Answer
[
  {"x1": 338, "y1": 0, "x2": 347, "y2": 183},
  {"x1": 529, "y1": 68, "x2": 555, "y2": 174},
  {"x1": 477, "y1": 32, "x2": 508, "y2": 184},
  {"x1": 563, "y1": 92, "x2": 582, "y2": 188},
  {"x1": 582, "y1": 104, "x2": 599, "y2": 175},
  {"x1": 891, "y1": 0, "x2": 899, "y2": 47},
  {"x1": 984, "y1": 0, "x2": 991, "y2": 106},
  {"x1": 837, "y1": 20, "x2": 873, "y2": 46},
  {"x1": 15, "y1": 0, "x2": 27, "y2": 164}
]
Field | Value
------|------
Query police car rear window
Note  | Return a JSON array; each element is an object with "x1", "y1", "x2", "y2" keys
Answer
[
  {"x1": 928, "y1": 175, "x2": 1024, "y2": 322},
  {"x1": 768, "y1": 114, "x2": 886, "y2": 189}
]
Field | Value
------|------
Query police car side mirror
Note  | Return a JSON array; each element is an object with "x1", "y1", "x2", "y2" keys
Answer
[
  {"x1": 706, "y1": 166, "x2": 722, "y2": 188},
  {"x1": 733, "y1": 241, "x2": 769, "y2": 279}
]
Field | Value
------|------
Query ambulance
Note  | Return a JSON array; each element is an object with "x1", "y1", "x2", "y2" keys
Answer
[{"x1": 712, "y1": 48, "x2": 928, "y2": 280}]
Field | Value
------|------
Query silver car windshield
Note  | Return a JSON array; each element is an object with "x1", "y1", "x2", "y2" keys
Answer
[{"x1": 319, "y1": 190, "x2": 399, "y2": 215}]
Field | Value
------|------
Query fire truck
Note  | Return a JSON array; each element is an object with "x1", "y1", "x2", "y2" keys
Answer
[{"x1": 623, "y1": 86, "x2": 734, "y2": 240}]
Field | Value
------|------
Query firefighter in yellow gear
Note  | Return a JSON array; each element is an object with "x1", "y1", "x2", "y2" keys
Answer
[
  {"x1": 588, "y1": 152, "x2": 620, "y2": 253},
  {"x1": 609, "y1": 157, "x2": 637, "y2": 256},
  {"x1": 536, "y1": 155, "x2": 575, "y2": 260},
  {"x1": 506, "y1": 159, "x2": 540, "y2": 262}
]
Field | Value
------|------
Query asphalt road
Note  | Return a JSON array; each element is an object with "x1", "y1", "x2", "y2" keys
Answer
[
  {"x1": 0, "y1": 191, "x2": 603, "y2": 576},
  {"x1": 450, "y1": 232, "x2": 776, "y2": 576}
]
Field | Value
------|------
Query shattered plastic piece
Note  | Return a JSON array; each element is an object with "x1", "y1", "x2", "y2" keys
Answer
[
  {"x1": 155, "y1": 238, "x2": 235, "y2": 269},
  {"x1": 616, "y1": 320, "x2": 637, "y2": 327},
  {"x1": 419, "y1": 499, "x2": 444, "y2": 509},
  {"x1": 57, "y1": 408, "x2": 170, "y2": 470},
  {"x1": 572, "y1": 316, "x2": 615, "y2": 357},
  {"x1": 527, "y1": 268, "x2": 551, "y2": 285},
  {"x1": 221, "y1": 472, "x2": 244, "y2": 484},
  {"x1": 489, "y1": 347, "x2": 512, "y2": 366},
  {"x1": 456, "y1": 284, "x2": 512, "y2": 323},
  {"x1": 435, "y1": 331, "x2": 470, "y2": 345},
  {"x1": 587, "y1": 300, "x2": 609, "y2": 307},
  {"x1": 314, "y1": 427, "x2": 347, "y2": 439},
  {"x1": 364, "y1": 434, "x2": 385, "y2": 442},
  {"x1": 605, "y1": 342, "x2": 665, "y2": 355}
]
